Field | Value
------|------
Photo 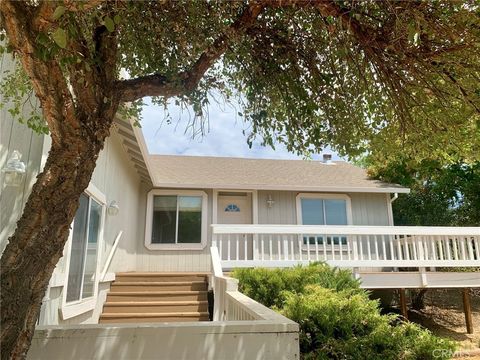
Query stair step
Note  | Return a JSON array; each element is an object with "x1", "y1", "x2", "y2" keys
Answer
[
  {"x1": 110, "y1": 281, "x2": 207, "y2": 292},
  {"x1": 115, "y1": 272, "x2": 209, "y2": 282},
  {"x1": 99, "y1": 312, "x2": 209, "y2": 323},
  {"x1": 102, "y1": 301, "x2": 208, "y2": 313},
  {"x1": 106, "y1": 291, "x2": 208, "y2": 302}
]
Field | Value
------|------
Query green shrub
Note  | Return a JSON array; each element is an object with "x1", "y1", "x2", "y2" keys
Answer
[
  {"x1": 234, "y1": 265, "x2": 456, "y2": 360},
  {"x1": 232, "y1": 263, "x2": 361, "y2": 308},
  {"x1": 281, "y1": 285, "x2": 456, "y2": 360}
]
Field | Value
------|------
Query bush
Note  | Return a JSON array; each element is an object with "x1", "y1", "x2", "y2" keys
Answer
[
  {"x1": 232, "y1": 263, "x2": 361, "y2": 308},
  {"x1": 282, "y1": 285, "x2": 455, "y2": 360},
  {"x1": 234, "y1": 265, "x2": 456, "y2": 360}
]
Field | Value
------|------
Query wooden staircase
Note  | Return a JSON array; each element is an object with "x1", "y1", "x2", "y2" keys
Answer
[{"x1": 99, "y1": 272, "x2": 210, "y2": 324}]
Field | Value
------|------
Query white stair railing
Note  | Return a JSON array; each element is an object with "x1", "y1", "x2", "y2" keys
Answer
[{"x1": 100, "y1": 230, "x2": 123, "y2": 282}]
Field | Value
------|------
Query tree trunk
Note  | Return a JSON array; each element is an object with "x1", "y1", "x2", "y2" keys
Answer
[{"x1": 0, "y1": 117, "x2": 112, "y2": 359}]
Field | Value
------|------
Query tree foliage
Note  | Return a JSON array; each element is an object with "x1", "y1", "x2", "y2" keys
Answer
[
  {"x1": 1, "y1": 0, "x2": 479, "y2": 158},
  {"x1": 366, "y1": 159, "x2": 480, "y2": 226}
]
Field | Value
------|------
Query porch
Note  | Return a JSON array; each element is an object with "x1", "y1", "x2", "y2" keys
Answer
[{"x1": 211, "y1": 224, "x2": 480, "y2": 278}]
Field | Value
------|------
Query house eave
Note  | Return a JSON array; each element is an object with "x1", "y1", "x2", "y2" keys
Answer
[{"x1": 152, "y1": 182, "x2": 410, "y2": 194}]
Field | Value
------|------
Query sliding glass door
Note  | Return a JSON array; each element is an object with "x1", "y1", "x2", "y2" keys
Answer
[{"x1": 66, "y1": 193, "x2": 102, "y2": 303}]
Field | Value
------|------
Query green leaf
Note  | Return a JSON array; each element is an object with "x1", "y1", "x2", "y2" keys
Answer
[
  {"x1": 52, "y1": 6, "x2": 66, "y2": 20},
  {"x1": 113, "y1": 15, "x2": 121, "y2": 24},
  {"x1": 104, "y1": 16, "x2": 115, "y2": 32},
  {"x1": 52, "y1": 28, "x2": 67, "y2": 49}
]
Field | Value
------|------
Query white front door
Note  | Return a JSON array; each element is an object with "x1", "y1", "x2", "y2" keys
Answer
[{"x1": 217, "y1": 193, "x2": 253, "y2": 260}]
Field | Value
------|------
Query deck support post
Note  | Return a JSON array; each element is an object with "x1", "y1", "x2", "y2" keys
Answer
[
  {"x1": 399, "y1": 289, "x2": 408, "y2": 320},
  {"x1": 462, "y1": 288, "x2": 473, "y2": 334}
]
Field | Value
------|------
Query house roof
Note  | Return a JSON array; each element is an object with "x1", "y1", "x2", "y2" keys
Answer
[
  {"x1": 113, "y1": 117, "x2": 153, "y2": 185},
  {"x1": 148, "y1": 155, "x2": 410, "y2": 193}
]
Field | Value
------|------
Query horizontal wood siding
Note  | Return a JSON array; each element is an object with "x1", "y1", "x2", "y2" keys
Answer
[
  {"x1": 0, "y1": 54, "x2": 46, "y2": 254},
  {"x1": 258, "y1": 191, "x2": 390, "y2": 226}
]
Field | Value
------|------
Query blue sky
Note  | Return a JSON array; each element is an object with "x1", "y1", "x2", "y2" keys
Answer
[{"x1": 141, "y1": 98, "x2": 341, "y2": 160}]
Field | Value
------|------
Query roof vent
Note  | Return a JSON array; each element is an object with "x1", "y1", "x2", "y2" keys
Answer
[{"x1": 322, "y1": 153, "x2": 334, "y2": 165}]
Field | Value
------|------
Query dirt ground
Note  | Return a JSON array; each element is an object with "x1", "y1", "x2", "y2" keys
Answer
[{"x1": 405, "y1": 289, "x2": 480, "y2": 359}]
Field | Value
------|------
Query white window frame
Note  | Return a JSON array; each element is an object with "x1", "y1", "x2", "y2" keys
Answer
[
  {"x1": 296, "y1": 193, "x2": 353, "y2": 248},
  {"x1": 61, "y1": 183, "x2": 106, "y2": 320},
  {"x1": 145, "y1": 189, "x2": 208, "y2": 250}
]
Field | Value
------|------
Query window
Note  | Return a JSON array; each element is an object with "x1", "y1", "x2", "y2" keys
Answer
[
  {"x1": 145, "y1": 190, "x2": 208, "y2": 250},
  {"x1": 296, "y1": 194, "x2": 351, "y2": 245},
  {"x1": 225, "y1": 204, "x2": 240, "y2": 212},
  {"x1": 62, "y1": 184, "x2": 105, "y2": 319}
]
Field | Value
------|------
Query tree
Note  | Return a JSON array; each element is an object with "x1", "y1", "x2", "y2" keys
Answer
[
  {"x1": 0, "y1": 1, "x2": 479, "y2": 358},
  {"x1": 365, "y1": 158, "x2": 480, "y2": 226}
]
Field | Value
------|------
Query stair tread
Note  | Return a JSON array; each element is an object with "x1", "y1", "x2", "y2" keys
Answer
[
  {"x1": 100, "y1": 311, "x2": 209, "y2": 318},
  {"x1": 104, "y1": 300, "x2": 208, "y2": 306},
  {"x1": 116, "y1": 272, "x2": 209, "y2": 276},
  {"x1": 108, "y1": 290, "x2": 206, "y2": 295},
  {"x1": 112, "y1": 281, "x2": 206, "y2": 285}
]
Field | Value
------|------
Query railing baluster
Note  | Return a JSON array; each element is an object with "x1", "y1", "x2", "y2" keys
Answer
[
  {"x1": 403, "y1": 236, "x2": 410, "y2": 260},
  {"x1": 261, "y1": 234, "x2": 265, "y2": 261},
  {"x1": 382, "y1": 235, "x2": 386, "y2": 260},
  {"x1": 339, "y1": 235, "x2": 344, "y2": 261},
  {"x1": 367, "y1": 235, "x2": 372, "y2": 261},
  {"x1": 452, "y1": 236, "x2": 458, "y2": 260},
  {"x1": 466, "y1": 236, "x2": 474, "y2": 261},
  {"x1": 314, "y1": 235, "x2": 319, "y2": 261},
  {"x1": 244, "y1": 234, "x2": 248, "y2": 260},
  {"x1": 298, "y1": 236, "x2": 303, "y2": 262},
  {"x1": 359, "y1": 236, "x2": 364, "y2": 261},
  {"x1": 227, "y1": 234, "x2": 231, "y2": 261},
  {"x1": 306, "y1": 234, "x2": 311, "y2": 261},
  {"x1": 460, "y1": 236, "x2": 467, "y2": 260},
  {"x1": 322, "y1": 235, "x2": 327, "y2": 261},
  {"x1": 412, "y1": 235, "x2": 418, "y2": 260},
  {"x1": 277, "y1": 236, "x2": 281, "y2": 261},
  {"x1": 347, "y1": 236, "x2": 351, "y2": 261},
  {"x1": 269, "y1": 235, "x2": 273, "y2": 260},
  {"x1": 474, "y1": 236, "x2": 480, "y2": 260},
  {"x1": 395, "y1": 235, "x2": 401, "y2": 260},
  {"x1": 374, "y1": 235, "x2": 379, "y2": 260},
  {"x1": 219, "y1": 236, "x2": 223, "y2": 260},
  {"x1": 445, "y1": 236, "x2": 452, "y2": 260},
  {"x1": 290, "y1": 236, "x2": 294, "y2": 261},
  {"x1": 236, "y1": 234, "x2": 240, "y2": 261}
]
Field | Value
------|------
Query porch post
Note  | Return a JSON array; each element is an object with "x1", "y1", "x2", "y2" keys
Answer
[
  {"x1": 399, "y1": 289, "x2": 408, "y2": 320},
  {"x1": 462, "y1": 288, "x2": 474, "y2": 334}
]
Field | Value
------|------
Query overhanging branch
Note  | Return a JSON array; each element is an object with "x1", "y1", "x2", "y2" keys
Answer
[{"x1": 116, "y1": 2, "x2": 265, "y2": 103}]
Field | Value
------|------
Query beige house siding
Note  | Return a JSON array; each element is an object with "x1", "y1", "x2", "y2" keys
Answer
[
  {"x1": 0, "y1": 54, "x2": 46, "y2": 254},
  {"x1": 38, "y1": 131, "x2": 145, "y2": 325},
  {"x1": 257, "y1": 190, "x2": 390, "y2": 226}
]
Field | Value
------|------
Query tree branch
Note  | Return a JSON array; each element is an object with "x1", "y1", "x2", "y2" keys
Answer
[{"x1": 116, "y1": 1, "x2": 265, "y2": 103}]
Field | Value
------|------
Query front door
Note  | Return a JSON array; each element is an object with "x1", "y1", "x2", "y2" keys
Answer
[{"x1": 217, "y1": 192, "x2": 252, "y2": 260}]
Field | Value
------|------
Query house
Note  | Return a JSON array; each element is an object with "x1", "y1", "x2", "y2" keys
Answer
[{"x1": 1, "y1": 53, "x2": 479, "y2": 359}]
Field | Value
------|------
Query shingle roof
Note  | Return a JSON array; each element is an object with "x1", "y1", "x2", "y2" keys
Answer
[{"x1": 148, "y1": 155, "x2": 409, "y2": 193}]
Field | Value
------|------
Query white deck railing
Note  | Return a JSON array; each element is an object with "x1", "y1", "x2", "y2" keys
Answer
[
  {"x1": 210, "y1": 247, "x2": 298, "y2": 325},
  {"x1": 212, "y1": 225, "x2": 480, "y2": 269}
]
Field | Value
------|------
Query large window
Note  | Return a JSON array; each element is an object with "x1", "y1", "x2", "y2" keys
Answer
[
  {"x1": 146, "y1": 190, "x2": 208, "y2": 250},
  {"x1": 297, "y1": 194, "x2": 351, "y2": 245},
  {"x1": 62, "y1": 184, "x2": 105, "y2": 320}
]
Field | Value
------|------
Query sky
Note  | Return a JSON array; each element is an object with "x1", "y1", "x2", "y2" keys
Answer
[{"x1": 141, "y1": 97, "x2": 341, "y2": 160}]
